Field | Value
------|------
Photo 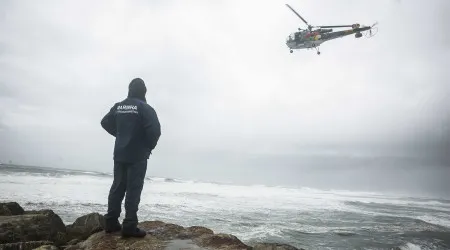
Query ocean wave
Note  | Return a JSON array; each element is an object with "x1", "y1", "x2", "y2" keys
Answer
[
  {"x1": 174, "y1": 192, "x2": 219, "y2": 198},
  {"x1": 398, "y1": 242, "x2": 423, "y2": 250},
  {"x1": 415, "y1": 215, "x2": 450, "y2": 229},
  {"x1": 146, "y1": 177, "x2": 183, "y2": 183},
  {"x1": 344, "y1": 200, "x2": 450, "y2": 215},
  {"x1": 371, "y1": 214, "x2": 450, "y2": 231},
  {"x1": 238, "y1": 225, "x2": 285, "y2": 241},
  {"x1": 0, "y1": 165, "x2": 112, "y2": 179},
  {"x1": 397, "y1": 231, "x2": 450, "y2": 249},
  {"x1": 333, "y1": 231, "x2": 357, "y2": 237},
  {"x1": 346, "y1": 199, "x2": 450, "y2": 208},
  {"x1": 24, "y1": 201, "x2": 104, "y2": 207},
  {"x1": 343, "y1": 200, "x2": 450, "y2": 229}
]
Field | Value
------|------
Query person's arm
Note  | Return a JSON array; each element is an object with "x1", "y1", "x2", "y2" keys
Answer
[
  {"x1": 142, "y1": 105, "x2": 161, "y2": 151},
  {"x1": 101, "y1": 104, "x2": 117, "y2": 137}
]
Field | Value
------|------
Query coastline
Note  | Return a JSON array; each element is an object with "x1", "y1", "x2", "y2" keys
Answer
[{"x1": 0, "y1": 201, "x2": 302, "y2": 250}]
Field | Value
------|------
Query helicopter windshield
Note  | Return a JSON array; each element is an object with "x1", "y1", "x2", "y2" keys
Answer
[{"x1": 287, "y1": 33, "x2": 296, "y2": 41}]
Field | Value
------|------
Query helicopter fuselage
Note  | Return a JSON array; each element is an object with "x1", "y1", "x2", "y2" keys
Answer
[
  {"x1": 286, "y1": 26, "x2": 371, "y2": 51},
  {"x1": 284, "y1": 4, "x2": 377, "y2": 55}
]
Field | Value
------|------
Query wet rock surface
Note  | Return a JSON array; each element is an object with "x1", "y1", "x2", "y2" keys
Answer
[
  {"x1": 66, "y1": 213, "x2": 105, "y2": 242},
  {"x1": 0, "y1": 210, "x2": 66, "y2": 246},
  {"x1": 0, "y1": 203, "x2": 25, "y2": 216},
  {"x1": 0, "y1": 201, "x2": 301, "y2": 250},
  {"x1": 193, "y1": 233, "x2": 251, "y2": 250}
]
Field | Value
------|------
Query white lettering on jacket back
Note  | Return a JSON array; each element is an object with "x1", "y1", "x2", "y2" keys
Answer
[{"x1": 116, "y1": 105, "x2": 138, "y2": 114}]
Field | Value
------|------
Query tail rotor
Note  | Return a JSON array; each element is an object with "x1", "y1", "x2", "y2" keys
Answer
[{"x1": 365, "y1": 22, "x2": 378, "y2": 38}]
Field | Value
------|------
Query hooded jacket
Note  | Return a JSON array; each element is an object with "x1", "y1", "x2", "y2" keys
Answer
[{"x1": 101, "y1": 78, "x2": 161, "y2": 163}]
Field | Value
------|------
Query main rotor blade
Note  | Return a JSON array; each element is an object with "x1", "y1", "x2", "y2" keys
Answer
[
  {"x1": 285, "y1": 4, "x2": 309, "y2": 26},
  {"x1": 317, "y1": 25, "x2": 353, "y2": 28}
]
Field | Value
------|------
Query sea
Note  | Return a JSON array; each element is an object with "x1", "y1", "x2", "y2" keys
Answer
[{"x1": 0, "y1": 164, "x2": 449, "y2": 250}]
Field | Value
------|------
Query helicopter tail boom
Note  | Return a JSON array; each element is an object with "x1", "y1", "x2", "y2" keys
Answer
[{"x1": 321, "y1": 26, "x2": 371, "y2": 41}]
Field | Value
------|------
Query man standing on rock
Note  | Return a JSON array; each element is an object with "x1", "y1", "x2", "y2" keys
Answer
[{"x1": 100, "y1": 78, "x2": 161, "y2": 237}]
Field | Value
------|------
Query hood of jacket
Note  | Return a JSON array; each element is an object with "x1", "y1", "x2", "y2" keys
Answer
[{"x1": 128, "y1": 78, "x2": 147, "y2": 102}]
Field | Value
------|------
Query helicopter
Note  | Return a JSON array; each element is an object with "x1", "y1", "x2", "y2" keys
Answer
[{"x1": 285, "y1": 4, "x2": 378, "y2": 55}]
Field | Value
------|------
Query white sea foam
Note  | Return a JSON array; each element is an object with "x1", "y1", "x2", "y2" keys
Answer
[
  {"x1": 415, "y1": 214, "x2": 450, "y2": 229},
  {"x1": 399, "y1": 242, "x2": 422, "y2": 250}
]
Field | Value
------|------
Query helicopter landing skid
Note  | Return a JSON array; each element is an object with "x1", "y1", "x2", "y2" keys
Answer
[
  {"x1": 288, "y1": 46, "x2": 320, "y2": 55},
  {"x1": 307, "y1": 44, "x2": 321, "y2": 55},
  {"x1": 314, "y1": 46, "x2": 321, "y2": 55}
]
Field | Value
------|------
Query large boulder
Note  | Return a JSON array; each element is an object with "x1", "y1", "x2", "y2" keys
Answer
[
  {"x1": 0, "y1": 202, "x2": 24, "y2": 216},
  {"x1": 66, "y1": 213, "x2": 105, "y2": 241},
  {"x1": 0, "y1": 210, "x2": 67, "y2": 246}
]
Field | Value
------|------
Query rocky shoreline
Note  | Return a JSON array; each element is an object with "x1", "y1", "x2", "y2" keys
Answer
[{"x1": 0, "y1": 202, "x2": 302, "y2": 250}]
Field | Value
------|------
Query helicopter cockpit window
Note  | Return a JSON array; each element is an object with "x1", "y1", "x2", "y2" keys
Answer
[{"x1": 287, "y1": 33, "x2": 295, "y2": 41}]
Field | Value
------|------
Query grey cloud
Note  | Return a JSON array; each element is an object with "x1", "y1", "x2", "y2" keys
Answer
[
  {"x1": 0, "y1": 118, "x2": 7, "y2": 132},
  {"x1": 0, "y1": 81, "x2": 12, "y2": 98}
]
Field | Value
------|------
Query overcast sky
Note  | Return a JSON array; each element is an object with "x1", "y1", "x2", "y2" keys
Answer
[{"x1": 1, "y1": 0, "x2": 449, "y2": 195}]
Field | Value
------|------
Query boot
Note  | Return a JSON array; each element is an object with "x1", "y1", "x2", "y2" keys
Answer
[
  {"x1": 121, "y1": 227, "x2": 147, "y2": 238},
  {"x1": 104, "y1": 219, "x2": 122, "y2": 233}
]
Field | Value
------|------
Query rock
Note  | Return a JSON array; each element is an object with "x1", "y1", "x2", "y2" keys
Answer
[
  {"x1": 0, "y1": 203, "x2": 306, "y2": 250},
  {"x1": 193, "y1": 233, "x2": 251, "y2": 250},
  {"x1": 140, "y1": 221, "x2": 185, "y2": 240},
  {"x1": 0, "y1": 210, "x2": 67, "y2": 246},
  {"x1": 185, "y1": 226, "x2": 214, "y2": 238},
  {"x1": 0, "y1": 241, "x2": 53, "y2": 250},
  {"x1": 71, "y1": 231, "x2": 166, "y2": 250},
  {"x1": 0, "y1": 202, "x2": 24, "y2": 216},
  {"x1": 71, "y1": 230, "x2": 249, "y2": 250},
  {"x1": 66, "y1": 220, "x2": 249, "y2": 250},
  {"x1": 66, "y1": 213, "x2": 104, "y2": 241},
  {"x1": 67, "y1": 239, "x2": 81, "y2": 246},
  {"x1": 139, "y1": 221, "x2": 214, "y2": 240},
  {"x1": 64, "y1": 246, "x2": 81, "y2": 250},
  {"x1": 164, "y1": 239, "x2": 208, "y2": 249},
  {"x1": 32, "y1": 245, "x2": 59, "y2": 250},
  {"x1": 253, "y1": 243, "x2": 303, "y2": 250},
  {"x1": 23, "y1": 210, "x2": 57, "y2": 215}
]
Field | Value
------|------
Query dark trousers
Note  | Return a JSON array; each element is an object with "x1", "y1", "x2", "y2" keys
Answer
[{"x1": 104, "y1": 160, "x2": 147, "y2": 229}]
